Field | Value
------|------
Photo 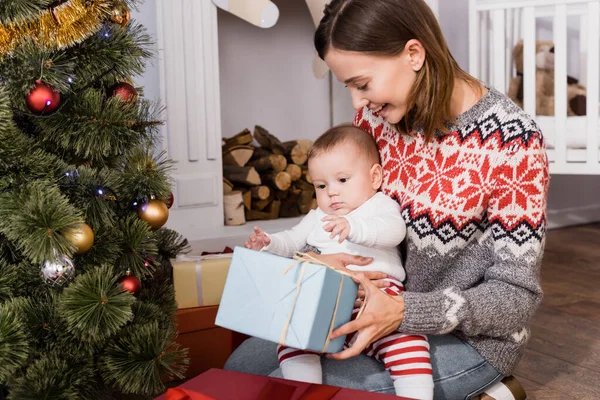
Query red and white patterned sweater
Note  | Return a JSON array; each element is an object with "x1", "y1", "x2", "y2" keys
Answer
[{"x1": 353, "y1": 87, "x2": 549, "y2": 375}]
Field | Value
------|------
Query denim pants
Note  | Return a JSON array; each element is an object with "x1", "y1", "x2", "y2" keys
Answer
[{"x1": 224, "y1": 334, "x2": 503, "y2": 400}]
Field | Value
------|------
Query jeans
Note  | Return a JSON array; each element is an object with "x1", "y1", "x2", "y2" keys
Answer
[{"x1": 224, "y1": 334, "x2": 503, "y2": 400}]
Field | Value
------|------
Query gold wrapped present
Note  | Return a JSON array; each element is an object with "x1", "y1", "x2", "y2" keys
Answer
[{"x1": 172, "y1": 253, "x2": 233, "y2": 309}]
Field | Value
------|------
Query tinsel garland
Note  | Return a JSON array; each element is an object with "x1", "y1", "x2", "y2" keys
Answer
[{"x1": 0, "y1": 0, "x2": 112, "y2": 57}]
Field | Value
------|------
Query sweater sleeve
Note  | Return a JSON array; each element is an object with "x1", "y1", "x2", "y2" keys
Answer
[
  {"x1": 345, "y1": 194, "x2": 406, "y2": 248},
  {"x1": 262, "y1": 210, "x2": 318, "y2": 258},
  {"x1": 399, "y1": 133, "x2": 549, "y2": 337}
]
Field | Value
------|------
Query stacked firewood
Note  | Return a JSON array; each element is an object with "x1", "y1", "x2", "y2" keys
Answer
[{"x1": 222, "y1": 125, "x2": 317, "y2": 225}]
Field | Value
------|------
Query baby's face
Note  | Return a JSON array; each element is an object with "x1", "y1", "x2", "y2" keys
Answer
[{"x1": 309, "y1": 142, "x2": 378, "y2": 216}]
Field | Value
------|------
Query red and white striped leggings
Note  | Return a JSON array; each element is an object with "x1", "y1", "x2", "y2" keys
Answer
[{"x1": 277, "y1": 278, "x2": 432, "y2": 380}]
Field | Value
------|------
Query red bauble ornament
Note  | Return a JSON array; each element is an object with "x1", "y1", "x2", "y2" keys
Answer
[
  {"x1": 165, "y1": 191, "x2": 174, "y2": 209},
  {"x1": 118, "y1": 272, "x2": 141, "y2": 295},
  {"x1": 26, "y1": 80, "x2": 61, "y2": 115},
  {"x1": 110, "y1": 82, "x2": 137, "y2": 103}
]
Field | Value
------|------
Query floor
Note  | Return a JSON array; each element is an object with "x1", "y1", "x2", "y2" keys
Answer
[{"x1": 513, "y1": 223, "x2": 600, "y2": 400}]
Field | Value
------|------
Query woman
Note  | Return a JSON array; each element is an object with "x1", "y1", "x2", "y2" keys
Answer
[{"x1": 225, "y1": 1, "x2": 548, "y2": 398}]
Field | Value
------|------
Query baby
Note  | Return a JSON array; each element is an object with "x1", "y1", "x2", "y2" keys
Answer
[{"x1": 244, "y1": 124, "x2": 434, "y2": 400}]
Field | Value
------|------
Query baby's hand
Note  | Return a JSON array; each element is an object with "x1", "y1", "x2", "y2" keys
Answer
[
  {"x1": 244, "y1": 226, "x2": 271, "y2": 250},
  {"x1": 322, "y1": 215, "x2": 350, "y2": 243}
]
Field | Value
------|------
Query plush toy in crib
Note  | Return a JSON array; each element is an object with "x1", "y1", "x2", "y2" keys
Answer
[{"x1": 507, "y1": 39, "x2": 588, "y2": 116}]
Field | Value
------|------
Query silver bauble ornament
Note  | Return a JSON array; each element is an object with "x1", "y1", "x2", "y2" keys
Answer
[{"x1": 41, "y1": 255, "x2": 75, "y2": 288}]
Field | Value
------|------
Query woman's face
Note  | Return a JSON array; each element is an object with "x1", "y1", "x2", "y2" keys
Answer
[{"x1": 324, "y1": 43, "x2": 423, "y2": 124}]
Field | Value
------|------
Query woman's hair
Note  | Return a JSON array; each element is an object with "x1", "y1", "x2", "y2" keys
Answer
[
  {"x1": 307, "y1": 123, "x2": 380, "y2": 165},
  {"x1": 315, "y1": 0, "x2": 481, "y2": 141}
]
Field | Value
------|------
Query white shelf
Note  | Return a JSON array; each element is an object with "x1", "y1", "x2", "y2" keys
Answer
[{"x1": 187, "y1": 216, "x2": 303, "y2": 255}]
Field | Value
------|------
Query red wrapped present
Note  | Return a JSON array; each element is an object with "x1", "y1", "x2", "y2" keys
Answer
[{"x1": 156, "y1": 368, "x2": 407, "y2": 400}]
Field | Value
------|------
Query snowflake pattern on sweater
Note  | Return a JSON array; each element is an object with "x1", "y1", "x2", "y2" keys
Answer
[{"x1": 353, "y1": 87, "x2": 549, "y2": 375}]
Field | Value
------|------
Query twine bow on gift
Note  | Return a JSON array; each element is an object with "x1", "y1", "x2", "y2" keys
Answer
[{"x1": 279, "y1": 252, "x2": 366, "y2": 353}]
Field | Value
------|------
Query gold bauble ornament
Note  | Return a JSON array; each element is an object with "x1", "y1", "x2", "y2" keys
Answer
[
  {"x1": 110, "y1": 2, "x2": 130, "y2": 27},
  {"x1": 138, "y1": 200, "x2": 169, "y2": 229},
  {"x1": 65, "y1": 223, "x2": 95, "y2": 254}
]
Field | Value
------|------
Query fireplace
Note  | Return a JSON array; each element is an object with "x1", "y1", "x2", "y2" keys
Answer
[{"x1": 134, "y1": 0, "x2": 356, "y2": 251}]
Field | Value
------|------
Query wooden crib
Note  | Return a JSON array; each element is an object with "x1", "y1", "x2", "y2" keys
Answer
[{"x1": 468, "y1": 0, "x2": 600, "y2": 174}]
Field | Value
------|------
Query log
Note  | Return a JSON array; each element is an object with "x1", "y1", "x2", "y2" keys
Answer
[
  {"x1": 248, "y1": 154, "x2": 287, "y2": 172},
  {"x1": 223, "y1": 128, "x2": 253, "y2": 147},
  {"x1": 285, "y1": 164, "x2": 302, "y2": 182},
  {"x1": 246, "y1": 200, "x2": 281, "y2": 221},
  {"x1": 261, "y1": 171, "x2": 291, "y2": 192},
  {"x1": 250, "y1": 185, "x2": 270, "y2": 200},
  {"x1": 241, "y1": 190, "x2": 252, "y2": 211},
  {"x1": 253, "y1": 125, "x2": 284, "y2": 155},
  {"x1": 223, "y1": 165, "x2": 261, "y2": 186},
  {"x1": 250, "y1": 146, "x2": 272, "y2": 160},
  {"x1": 223, "y1": 191, "x2": 245, "y2": 226},
  {"x1": 295, "y1": 178, "x2": 314, "y2": 191},
  {"x1": 279, "y1": 186, "x2": 302, "y2": 218},
  {"x1": 282, "y1": 139, "x2": 313, "y2": 165},
  {"x1": 222, "y1": 145, "x2": 254, "y2": 167},
  {"x1": 252, "y1": 194, "x2": 274, "y2": 211},
  {"x1": 301, "y1": 166, "x2": 313, "y2": 184},
  {"x1": 298, "y1": 189, "x2": 317, "y2": 214},
  {"x1": 223, "y1": 178, "x2": 234, "y2": 194}
]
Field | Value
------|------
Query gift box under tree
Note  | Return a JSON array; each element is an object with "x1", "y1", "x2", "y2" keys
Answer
[{"x1": 215, "y1": 247, "x2": 358, "y2": 354}]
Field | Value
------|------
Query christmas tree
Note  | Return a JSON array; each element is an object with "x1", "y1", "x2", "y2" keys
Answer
[{"x1": 0, "y1": 1, "x2": 189, "y2": 398}]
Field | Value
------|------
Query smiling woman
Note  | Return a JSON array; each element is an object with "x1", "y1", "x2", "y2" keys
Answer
[{"x1": 225, "y1": 1, "x2": 548, "y2": 399}]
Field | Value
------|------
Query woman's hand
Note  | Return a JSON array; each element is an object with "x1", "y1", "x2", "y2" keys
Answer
[{"x1": 326, "y1": 273, "x2": 405, "y2": 361}]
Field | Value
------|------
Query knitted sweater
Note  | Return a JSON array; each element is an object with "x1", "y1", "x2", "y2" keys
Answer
[
  {"x1": 264, "y1": 192, "x2": 407, "y2": 281},
  {"x1": 353, "y1": 87, "x2": 549, "y2": 376}
]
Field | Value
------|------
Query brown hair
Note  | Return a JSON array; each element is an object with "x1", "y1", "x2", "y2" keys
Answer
[
  {"x1": 308, "y1": 123, "x2": 380, "y2": 165},
  {"x1": 314, "y1": 0, "x2": 481, "y2": 141}
]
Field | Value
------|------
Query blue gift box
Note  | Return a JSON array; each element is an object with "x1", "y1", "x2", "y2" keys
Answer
[{"x1": 215, "y1": 247, "x2": 358, "y2": 353}]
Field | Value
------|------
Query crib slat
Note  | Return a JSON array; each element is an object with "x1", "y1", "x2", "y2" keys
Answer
[
  {"x1": 586, "y1": 1, "x2": 599, "y2": 165},
  {"x1": 579, "y1": 14, "x2": 588, "y2": 87},
  {"x1": 469, "y1": 0, "x2": 479, "y2": 78},
  {"x1": 491, "y1": 10, "x2": 506, "y2": 92},
  {"x1": 481, "y1": 11, "x2": 490, "y2": 83},
  {"x1": 506, "y1": 9, "x2": 514, "y2": 88},
  {"x1": 554, "y1": 4, "x2": 568, "y2": 168},
  {"x1": 522, "y1": 7, "x2": 536, "y2": 118}
]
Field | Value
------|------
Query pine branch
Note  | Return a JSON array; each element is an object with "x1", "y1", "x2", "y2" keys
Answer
[
  {"x1": 155, "y1": 228, "x2": 190, "y2": 262},
  {"x1": 0, "y1": 298, "x2": 31, "y2": 384},
  {"x1": 0, "y1": 0, "x2": 49, "y2": 25},
  {"x1": 35, "y1": 88, "x2": 149, "y2": 164},
  {"x1": 57, "y1": 265, "x2": 135, "y2": 344},
  {"x1": 137, "y1": 277, "x2": 177, "y2": 324},
  {"x1": 99, "y1": 322, "x2": 188, "y2": 396},
  {"x1": 61, "y1": 166, "x2": 122, "y2": 229},
  {"x1": 8, "y1": 350, "x2": 97, "y2": 400},
  {"x1": 115, "y1": 215, "x2": 157, "y2": 278},
  {"x1": 118, "y1": 148, "x2": 173, "y2": 207},
  {"x1": 0, "y1": 181, "x2": 82, "y2": 264},
  {"x1": 0, "y1": 260, "x2": 19, "y2": 303}
]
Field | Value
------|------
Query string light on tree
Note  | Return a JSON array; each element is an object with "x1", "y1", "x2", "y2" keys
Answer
[
  {"x1": 64, "y1": 223, "x2": 95, "y2": 254},
  {"x1": 25, "y1": 80, "x2": 61, "y2": 115},
  {"x1": 41, "y1": 254, "x2": 75, "y2": 287},
  {"x1": 138, "y1": 199, "x2": 169, "y2": 229},
  {"x1": 118, "y1": 270, "x2": 141, "y2": 295}
]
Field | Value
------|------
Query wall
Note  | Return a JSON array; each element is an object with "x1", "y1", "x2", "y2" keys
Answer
[{"x1": 217, "y1": 0, "x2": 333, "y2": 142}]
